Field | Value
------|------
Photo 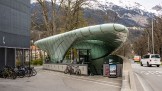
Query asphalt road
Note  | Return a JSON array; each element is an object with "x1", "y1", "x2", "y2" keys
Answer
[
  {"x1": 132, "y1": 63, "x2": 162, "y2": 91},
  {"x1": 0, "y1": 69, "x2": 121, "y2": 91}
]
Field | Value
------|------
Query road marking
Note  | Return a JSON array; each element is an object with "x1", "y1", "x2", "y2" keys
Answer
[
  {"x1": 158, "y1": 71, "x2": 162, "y2": 73},
  {"x1": 145, "y1": 73, "x2": 149, "y2": 75},
  {"x1": 135, "y1": 73, "x2": 154, "y2": 91},
  {"x1": 140, "y1": 70, "x2": 162, "y2": 76}
]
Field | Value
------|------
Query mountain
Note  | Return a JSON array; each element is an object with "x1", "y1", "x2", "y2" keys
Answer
[
  {"x1": 83, "y1": 0, "x2": 157, "y2": 27},
  {"x1": 152, "y1": 5, "x2": 162, "y2": 11},
  {"x1": 31, "y1": 0, "x2": 161, "y2": 28},
  {"x1": 152, "y1": 4, "x2": 162, "y2": 15}
]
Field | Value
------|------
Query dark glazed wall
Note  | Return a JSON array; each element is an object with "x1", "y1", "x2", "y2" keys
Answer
[
  {"x1": 6, "y1": 48, "x2": 15, "y2": 67},
  {"x1": 0, "y1": 48, "x2": 5, "y2": 70},
  {"x1": 0, "y1": 0, "x2": 30, "y2": 48}
]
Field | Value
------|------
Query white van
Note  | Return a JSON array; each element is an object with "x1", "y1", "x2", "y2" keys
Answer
[{"x1": 140, "y1": 54, "x2": 161, "y2": 67}]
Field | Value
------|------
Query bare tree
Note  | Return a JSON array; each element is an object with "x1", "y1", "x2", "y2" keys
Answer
[
  {"x1": 133, "y1": 16, "x2": 162, "y2": 56},
  {"x1": 33, "y1": 0, "x2": 88, "y2": 37},
  {"x1": 61, "y1": 0, "x2": 88, "y2": 31}
]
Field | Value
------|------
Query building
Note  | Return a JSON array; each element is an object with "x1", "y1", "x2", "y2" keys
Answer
[
  {"x1": 35, "y1": 23, "x2": 128, "y2": 75},
  {"x1": 30, "y1": 45, "x2": 47, "y2": 61},
  {"x1": 0, "y1": 0, "x2": 30, "y2": 69}
]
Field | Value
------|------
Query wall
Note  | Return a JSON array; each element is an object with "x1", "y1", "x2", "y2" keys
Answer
[
  {"x1": 0, "y1": 48, "x2": 5, "y2": 70},
  {"x1": 0, "y1": 0, "x2": 30, "y2": 48},
  {"x1": 0, "y1": 0, "x2": 30, "y2": 68},
  {"x1": 43, "y1": 64, "x2": 88, "y2": 75}
]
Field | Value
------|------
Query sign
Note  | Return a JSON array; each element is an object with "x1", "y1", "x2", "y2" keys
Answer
[
  {"x1": 103, "y1": 64, "x2": 109, "y2": 76},
  {"x1": 109, "y1": 64, "x2": 117, "y2": 77}
]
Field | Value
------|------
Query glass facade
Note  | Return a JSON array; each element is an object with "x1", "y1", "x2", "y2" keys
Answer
[
  {"x1": 0, "y1": 0, "x2": 30, "y2": 48},
  {"x1": 35, "y1": 23, "x2": 129, "y2": 63},
  {"x1": 0, "y1": 0, "x2": 30, "y2": 69}
]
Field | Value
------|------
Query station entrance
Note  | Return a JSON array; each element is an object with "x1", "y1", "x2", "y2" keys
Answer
[
  {"x1": 63, "y1": 48, "x2": 123, "y2": 77},
  {"x1": 77, "y1": 49, "x2": 91, "y2": 64},
  {"x1": 77, "y1": 49, "x2": 97, "y2": 75}
]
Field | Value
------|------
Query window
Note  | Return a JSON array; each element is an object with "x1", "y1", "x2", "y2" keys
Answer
[
  {"x1": 143, "y1": 55, "x2": 149, "y2": 59},
  {"x1": 145, "y1": 55, "x2": 150, "y2": 58},
  {"x1": 151, "y1": 55, "x2": 160, "y2": 58},
  {"x1": 142, "y1": 55, "x2": 146, "y2": 59}
]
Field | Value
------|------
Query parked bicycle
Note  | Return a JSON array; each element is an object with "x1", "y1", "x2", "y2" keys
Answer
[
  {"x1": 0, "y1": 65, "x2": 37, "y2": 79},
  {"x1": 25, "y1": 66, "x2": 37, "y2": 77},
  {"x1": 64, "y1": 65, "x2": 74, "y2": 75},
  {"x1": 1, "y1": 66, "x2": 17, "y2": 79},
  {"x1": 15, "y1": 66, "x2": 26, "y2": 78},
  {"x1": 74, "y1": 65, "x2": 81, "y2": 75},
  {"x1": 64, "y1": 65, "x2": 81, "y2": 75},
  {"x1": 18, "y1": 66, "x2": 37, "y2": 77}
]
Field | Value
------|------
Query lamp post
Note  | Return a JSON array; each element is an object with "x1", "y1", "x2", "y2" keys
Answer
[
  {"x1": 148, "y1": 34, "x2": 150, "y2": 52},
  {"x1": 152, "y1": 18, "x2": 154, "y2": 54}
]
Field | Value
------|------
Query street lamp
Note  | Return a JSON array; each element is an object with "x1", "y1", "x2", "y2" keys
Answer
[
  {"x1": 152, "y1": 18, "x2": 155, "y2": 54},
  {"x1": 148, "y1": 32, "x2": 150, "y2": 53}
]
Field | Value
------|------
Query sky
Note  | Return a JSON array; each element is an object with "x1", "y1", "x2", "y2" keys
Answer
[
  {"x1": 31, "y1": 0, "x2": 162, "y2": 9},
  {"x1": 134, "y1": 0, "x2": 162, "y2": 9}
]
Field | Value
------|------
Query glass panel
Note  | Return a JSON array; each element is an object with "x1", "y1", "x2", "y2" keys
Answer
[
  {"x1": 89, "y1": 25, "x2": 101, "y2": 34},
  {"x1": 146, "y1": 55, "x2": 150, "y2": 58},
  {"x1": 151, "y1": 55, "x2": 160, "y2": 58}
]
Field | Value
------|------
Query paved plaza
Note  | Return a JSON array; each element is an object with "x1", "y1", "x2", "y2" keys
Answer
[{"x1": 0, "y1": 68, "x2": 122, "y2": 91}]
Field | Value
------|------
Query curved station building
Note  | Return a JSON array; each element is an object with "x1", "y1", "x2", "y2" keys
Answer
[{"x1": 35, "y1": 23, "x2": 128, "y2": 75}]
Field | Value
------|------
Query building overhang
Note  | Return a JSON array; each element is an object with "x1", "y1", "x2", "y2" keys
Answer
[{"x1": 35, "y1": 23, "x2": 129, "y2": 62}]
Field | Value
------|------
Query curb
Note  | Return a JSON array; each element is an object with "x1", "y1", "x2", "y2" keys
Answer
[{"x1": 119, "y1": 56, "x2": 137, "y2": 91}]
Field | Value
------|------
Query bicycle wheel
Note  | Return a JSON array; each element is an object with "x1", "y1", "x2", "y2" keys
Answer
[
  {"x1": 64, "y1": 69, "x2": 68, "y2": 74},
  {"x1": 2, "y1": 71, "x2": 8, "y2": 78},
  {"x1": 11, "y1": 72, "x2": 17, "y2": 79},
  {"x1": 76, "y1": 69, "x2": 81, "y2": 75},
  {"x1": 25, "y1": 70, "x2": 31, "y2": 77},
  {"x1": 19, "y1": 70, "x2": 25, "y2": 78},
  {"x1": 32, "y1": 69, "x2": 37, "y2": 76},
  {"x1": 70, "y1": 69, "x2": 74, "y2": 75}
]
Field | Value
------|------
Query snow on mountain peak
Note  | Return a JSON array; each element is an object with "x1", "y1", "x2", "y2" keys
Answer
[
  {"x1": 85, "y1": 0, "x2": 162, "y2": 15},
  {"x1": 85, "y1": 0, "x2": 146, "y2": 11}
]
